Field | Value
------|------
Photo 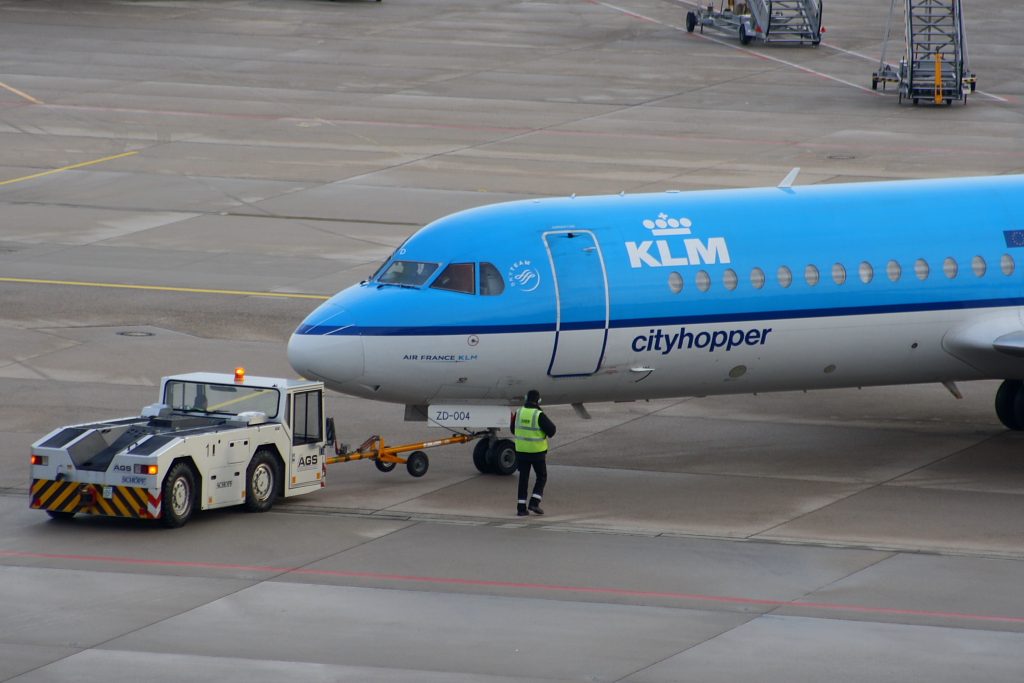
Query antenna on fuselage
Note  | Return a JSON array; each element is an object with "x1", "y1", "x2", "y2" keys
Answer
[{"x1": 778, "y1": 167, "x2": 801, "y2": 189}]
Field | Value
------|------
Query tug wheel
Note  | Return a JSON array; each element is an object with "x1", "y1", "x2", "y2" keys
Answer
[
  {"x1": 162, "y1": 462, "x2": 196, "y2": 528},
  {"x1": 406, "y1": 451, "x2": 429, "y2": 477},
  {"x1": 488, "y1": 439, "x2": 519, "y2": 476},
  {"x1": 46, "y1": 510, "x2": 76, "y2": 521},
  {"x1": 375, "y1": 459, "x2": 397, "y2": 473},
  {"x1": 244, "y1": 450, "x2": 279, "y2": 513},
  {"x1": 473, "y1": 439, "x2": 494, "y2": 474}
]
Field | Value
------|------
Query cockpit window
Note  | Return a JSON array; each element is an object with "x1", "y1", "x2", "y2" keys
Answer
[
  {"x1": 480, "y1": 263, "x2": 505, "y2": 296},
  {"x1": 430, "y1": 263, "x2": 476, "y2": 294},
  {"x1": 377, "y1": 260, "x2": 439, "y2": 287}
]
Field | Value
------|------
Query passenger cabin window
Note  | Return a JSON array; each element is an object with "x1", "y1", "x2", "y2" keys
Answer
[
  {"x1": 832, "y1": 263, "x2": 846, "y2": 285},
  {"x1": 378, "y1": 260, "x2": 439, "y2": 287},
  {"x1": 887, "y1": 261, "x2": 901, "y2": 282},
  {"x1": 480, "y1": 263, "x2": 505, "y2": 296},
  {"x1": 430, "y1": 263, "x2": 476, "y2": 294},
  {"x1": 1002, "y1": 254, "x2": 1015, "y2": 275},
  {"x1": 292, "y1": 390, "x2": 322, "y2": 446},
  {"x1": 750, "y1": 268, "x2": 765, "y2": 289},
  {"x1": 973, "y1": 256, "x2": 986, "y2": 277}
]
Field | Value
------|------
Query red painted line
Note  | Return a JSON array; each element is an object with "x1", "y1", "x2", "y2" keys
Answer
[
  {"x1": 2, "y1": 549, "x2": 1023, "y2": 624},
  {"x1": 4, "y1": 101, "x2": 1022, "y2": 159}
]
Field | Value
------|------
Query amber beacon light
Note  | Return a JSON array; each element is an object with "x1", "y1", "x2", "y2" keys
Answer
[{"x1": 235, "y1": 367, "x2": 245, "y2": 382}]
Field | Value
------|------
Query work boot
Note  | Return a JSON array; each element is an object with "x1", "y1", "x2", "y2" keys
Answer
[
  {"x1": 528, "y1": 497, "x2": 544, "y2": 515},
  {"x1": 517, "y1": 503, "x2": 528, "y2": 517}
]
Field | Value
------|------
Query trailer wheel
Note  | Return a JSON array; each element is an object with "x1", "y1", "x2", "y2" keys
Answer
[
  {"x1": 488, "y1": 439, "x2": 518, "y2": 476},
  {"x1": 162, "y1": 462, "x2": 196, "y2": 528},
  {"x1": 739, "y1": 24, "x2": 751, "y2": 46},
  {"x1": 375, "y1": 459, "x2": 397, "y2": 473},
  {"x1": 244, "y1": 450, "x2": 279, "y2": 513},
  {"x1": 406, "y1": 451, "x2": 429, "y2": 477},
  {"x1": 685, "y1": 11, "x2": 696, "y2": 32},
  {"x1": 473, "y1": 439, "x2": 494, "y2": 474},
  {"x1": 46, "y1": 510, "x2": 76, "y2": 521}
]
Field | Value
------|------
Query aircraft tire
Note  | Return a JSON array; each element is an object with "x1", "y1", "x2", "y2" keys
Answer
[
  {"x1": 473, "y1": 439, "x2": 494, "y2": 474},
  {"x1": 995, "y1": 380, "x2": 1023, "y2": 430},
  {"x1": 488, "y1": 439, "x2": 518, "y2": 476}
]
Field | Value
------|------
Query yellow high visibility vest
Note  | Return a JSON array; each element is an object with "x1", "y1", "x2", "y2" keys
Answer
[{"x1": 514, "y1": 407, "x2": 548, "y2": 453}]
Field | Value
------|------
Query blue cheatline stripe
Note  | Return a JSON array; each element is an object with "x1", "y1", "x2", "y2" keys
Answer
[{"x1": 294, "y1": 297, "x2": 1024, "y2": 337}]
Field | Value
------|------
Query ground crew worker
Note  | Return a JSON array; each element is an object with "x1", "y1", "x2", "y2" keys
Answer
[{"x1": 512, "y1": 389, "x2": 556, "y2": 516}]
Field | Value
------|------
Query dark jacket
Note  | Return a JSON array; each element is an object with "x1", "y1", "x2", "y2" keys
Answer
[{"x1": 510, "y1": 401, "x2": 557, "y2": 439}]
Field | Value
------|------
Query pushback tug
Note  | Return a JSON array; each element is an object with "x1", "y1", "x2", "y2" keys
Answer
[{"x1": 29, "y1": 368, "x2": 491, "y2": 527}]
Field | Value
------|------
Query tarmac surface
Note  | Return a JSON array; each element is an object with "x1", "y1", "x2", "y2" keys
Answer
[{"x1": 1, "y1": 0, "x2": 1024, "y2": 680}]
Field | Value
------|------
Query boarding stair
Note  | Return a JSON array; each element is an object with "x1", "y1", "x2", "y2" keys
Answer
[
  {"x1": 748, "y1": 0, "x2": 823, "y2": 45},
  {"x1": 872, "y1": 0, "x2": 977, "y2": 105}
]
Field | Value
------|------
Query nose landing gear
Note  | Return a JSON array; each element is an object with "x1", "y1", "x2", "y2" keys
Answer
[{"x1": 995, "y1": 380, "x2": 1024, "y2": 430}]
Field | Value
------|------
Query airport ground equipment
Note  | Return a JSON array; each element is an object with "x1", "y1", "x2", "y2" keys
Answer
[
  {"x1": 685, "y1": 0, "x2": 822, "y2": 46},
  {"x1": 28, "y1": 370, "x2": 493, "y2": 527},
  {"x1": 872, "y1": 0, "x2": 976, "y2": 105}
]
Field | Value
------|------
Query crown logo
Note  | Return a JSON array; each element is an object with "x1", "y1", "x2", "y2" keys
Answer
[{"x1": 643, "y1": 214, "x2": 692, "y2": 236}]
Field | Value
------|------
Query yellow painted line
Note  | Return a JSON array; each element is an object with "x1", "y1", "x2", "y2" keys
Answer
[
  {"x1": 0, "y1": 151, "x2": 138, "y2": 187},
  {"x1": 0, "y1": 277, "x2": 330, "y2": 300},
  {"x1": 0, "y1": 80, "x2": 43, "y2": 105}
]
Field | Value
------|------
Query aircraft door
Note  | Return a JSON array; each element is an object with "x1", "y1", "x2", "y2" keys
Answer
[{"x1": 543, "y1": 230, "x2": 610, "y2": 377}]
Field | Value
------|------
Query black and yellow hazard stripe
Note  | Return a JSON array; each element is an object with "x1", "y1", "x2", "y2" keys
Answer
[{"x1": 31, "y1": 479, "x2": 154, "y2": 519}]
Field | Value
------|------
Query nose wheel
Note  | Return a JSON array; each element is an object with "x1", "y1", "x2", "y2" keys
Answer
[{"x1": 995, "y1": 380, "x2": 1024, "y2": 430}]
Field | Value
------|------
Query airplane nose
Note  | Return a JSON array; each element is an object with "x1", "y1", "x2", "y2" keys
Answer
[{"x1": 288, "y1": 307, "x2": 364, "y2": 385}]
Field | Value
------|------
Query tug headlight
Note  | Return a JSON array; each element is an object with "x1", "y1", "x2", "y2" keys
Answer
[{"x1": 31, "y1": 455, "x2": 48, "y2": 466}]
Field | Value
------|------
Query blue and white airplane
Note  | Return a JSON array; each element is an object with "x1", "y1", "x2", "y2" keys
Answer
[{"x1": 288, "y1": 173, "x2": 1024, "y2": 470}]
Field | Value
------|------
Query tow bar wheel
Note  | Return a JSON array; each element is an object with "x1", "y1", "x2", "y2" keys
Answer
[{"x1": 406, "y1": 451, "x2": 429, "y2": 477}]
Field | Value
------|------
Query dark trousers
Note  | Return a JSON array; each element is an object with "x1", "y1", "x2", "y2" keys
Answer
[{"x1": 517, "y1": 451, "x2": 547, "y2": 504}]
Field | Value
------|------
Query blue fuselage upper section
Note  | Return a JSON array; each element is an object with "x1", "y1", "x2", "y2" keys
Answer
[{"x1": 296, "y1": 175, "x2": 1024, "y2": 339}]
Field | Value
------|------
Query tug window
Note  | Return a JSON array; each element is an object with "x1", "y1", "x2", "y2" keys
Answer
[
  {"x1": 480, "y1": 262, "x2": 505, "y2": 296},
  {"x1": 292, "y1": 390, "x2": 322, "y2": 446},
  {"x1": 378, "y1": 260, "x2": 439, "y2": 287},
  {"x1": 430, "y1": 263, "x2": 476, "y2": 294}
]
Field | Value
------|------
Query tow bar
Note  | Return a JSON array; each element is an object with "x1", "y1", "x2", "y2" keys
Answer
[{"x1": 323, "y1": 418, "x2": 482, "y2": 477}]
